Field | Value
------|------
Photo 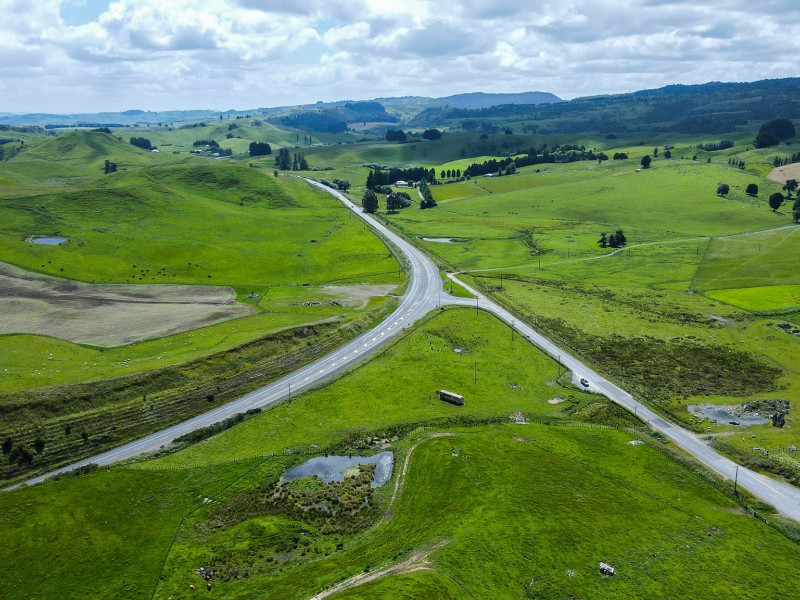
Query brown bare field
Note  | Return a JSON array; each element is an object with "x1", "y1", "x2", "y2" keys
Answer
[
  {"x1": 0, "y1": 261, "x2": 254, "y2": 346},
  {"x1": 767, "y1": 163, "x2": 800, "y2": 184}
]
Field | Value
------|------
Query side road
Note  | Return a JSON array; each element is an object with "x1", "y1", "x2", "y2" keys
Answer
[{"x1": 446, "y1": 273, "x2": 800, "y2": 522}]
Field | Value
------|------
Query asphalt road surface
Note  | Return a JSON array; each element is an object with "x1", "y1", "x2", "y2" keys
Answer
[{"x1": 11, "y1": 180, "x2": 800, "y2": 525}]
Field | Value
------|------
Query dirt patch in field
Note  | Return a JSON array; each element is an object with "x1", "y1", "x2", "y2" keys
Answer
[
  {"x1": 322, "y1": 284, "x2": 397, "y2": 306},
  {"x1": 0, "y1": 261, "x2": 254, "y2": 346},
  {"x1": 767, "y1": 164, "x2": 800, "y2": 185}
]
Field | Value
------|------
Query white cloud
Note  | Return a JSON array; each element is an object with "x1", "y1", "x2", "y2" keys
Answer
[{"x1": 0, "y1": 0, "x2": 798, "y2": 112}]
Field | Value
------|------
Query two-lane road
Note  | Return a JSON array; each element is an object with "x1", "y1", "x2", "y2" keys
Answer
[
  {"x1": 11, "y1": 180, "x2": 800, "y2": 526},
  {"x1": 446, "y1": 273, "x2": 800, "y2": 522}
]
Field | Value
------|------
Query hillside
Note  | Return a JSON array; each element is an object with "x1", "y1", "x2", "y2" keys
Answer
[
  {"x1": 409, "y1": 77, "x2": 800, "y2": 135},
  {"x1": 433, "y1": 90, "x2": 563, "y2": 109}
]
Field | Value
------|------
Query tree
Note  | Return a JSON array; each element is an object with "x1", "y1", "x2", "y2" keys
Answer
[
  {"x1": 755, "y1": 118, "x2": 796, "y2": 148},
  {"x1": 614, "y1": 229, "x2": 627, "y2": 245},
  {"x1": 717, "y1": 183, "x2": 730, "y2": 197},
  {"x1": 385, "y1": 129, "x2": 407, "y2": 142},
  {"x1": 664, "y1": 149, "x2": 672, "y2": 159},
  {"x1": 783, "y1": 179, "x2": 798, "y2": 197},
  {"x1": 794, "y1": 209, "x2": 800, "y2": 223},
  {"x1": 275, "y1": 147, "x2": 291, "y2": 170},
  {"x1": 422, "y1": 129, "x2": 442, "y2": 140},
  {"x1": 598, "y1": 232, "x2": 608, "y2": 248},
  {"x1": 129, "y1": 136, "x2": 152, "y2": 150},
  {"x1": 640, "y1": 155, "x2": 651, "y2": 169},
  {"x1": 769, "y1": 192, "x2": 785, "y2": 211},
  {"x1": 386, "y1": 193, "x2": 402, "y2": 212},
  {"x1": 653, "y1": 147, "x2": 659, "y2": 156},
  {"x1": 33, "y1": 438, "x2": 45, "y2": 454},
  {"x1": 2, "y1": 438, "x2": 12, "y2": 454},
  {"x1": 361, "y1": 190, "x2": 378, "y2": 214},
  {"x1": 249, "y1": 142, "x2": 271, "y2": 157},
  {"x1": 746, "y1": 183, "x2": 759, "y2": 196}
]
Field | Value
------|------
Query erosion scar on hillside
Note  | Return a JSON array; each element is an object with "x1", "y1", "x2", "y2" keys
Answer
[{"x1": 0, "y1": 261, "x2": 254, "y2": 346}]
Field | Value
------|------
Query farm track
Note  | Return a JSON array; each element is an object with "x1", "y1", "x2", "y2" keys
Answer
[{"x1": 458, "y1": 223, "x2": 798, "y2": 275}]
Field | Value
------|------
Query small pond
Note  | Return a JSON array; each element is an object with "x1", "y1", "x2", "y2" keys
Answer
[
  {"x1": 688, "y1": 404, "x2": 768, "y2": 425},
  {"x1": 283, "y1": 451, "x2": 393, "y2": 488},
  {"x1": 29, "y1": 236, "x2": 69, "y2": 245},
  {"x1": 422, "y1": 237, "x2": 458, "y2": 243}
]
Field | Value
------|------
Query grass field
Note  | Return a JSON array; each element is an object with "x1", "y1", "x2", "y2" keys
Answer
[
  {"x1": 374, "y1": 149, "x2": 799, "y2": 463},
  {"x1": 3, "y1": 308, "x2": 799, "y2": 599}
]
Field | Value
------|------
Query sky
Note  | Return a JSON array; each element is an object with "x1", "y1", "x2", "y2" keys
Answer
[{"x1": 1, "y1": 0, "x2": 799, "y2": 114}]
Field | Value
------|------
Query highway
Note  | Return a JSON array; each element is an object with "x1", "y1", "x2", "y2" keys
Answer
[{"x1": 11, "y1": 179, "x2": 800, "y2": 525}]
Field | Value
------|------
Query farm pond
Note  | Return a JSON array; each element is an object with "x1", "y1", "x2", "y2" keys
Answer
[
  {"x1": 29, "y1": 236, "x2": 69, "y2": 245},
  {"x1": 283, "y1": 451, "x2": 393, "y2": 488}
]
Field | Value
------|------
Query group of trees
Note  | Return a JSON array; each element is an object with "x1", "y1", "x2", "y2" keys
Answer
[
  {"x1": 385, "y1": 129, "x2": 407, "y2": 142},
  {"x1": 193, "y1": 139, "x2": 219, "y2": 148},
  {"x1": 386, "y1": 192, "x2": 412, "y2": 212},
  {"x1": 440, "y1": 168, "x2": 462, "y2": 179},
  {"x1": 755, "y1": 118, "x2": 796, "y2": 148},
  {"x1": 418, "y1": 179, "x2": 437, "y2": 209},
  {"x1": 613, "y1": 152, "x2": 628, "y2": 160},
  {"x1": 727, "y1": 158, "x2": 746, "y2": 169},
  {"x1": 365, "y1": 166, "x2": 435, "y2": 189},
  {"x1": 321, "y1": 178, "x2": 350, "y2": 191},
  {"x1": 463, "y1": 144, "x2": 610, "y2": 177},
  {"x1": 103, "y1": 159, "x2": 117, "y2": 174},
  {"x1": 772, "y1": 152, "x2": 800, "y2": 167},
  {"x1": 129, "y1": 136, "x2": 152, "y2": 150},
  {"x1": 249, "y1": 141, "x2": 272, "y2": 156},
  {"x1": 697, "y1": 139, "x2": 734, "y2": 152},
  {"x1": 2, "y1": 436, "x2": 45, "y2": 467},
  {"x1": 598, "y1": 229, "x2": 627, "y2": 248},
  {"x1": 275, "y1": 147, "x2": 292, "y2": 169}
]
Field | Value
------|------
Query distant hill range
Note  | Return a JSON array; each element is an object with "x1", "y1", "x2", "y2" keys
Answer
[
  {"x1": 430, "y1": 91, "x2": 562, "y2": 109},
  {"x1": 2, "y1": 78, "x2": 799, "y2": 136}
]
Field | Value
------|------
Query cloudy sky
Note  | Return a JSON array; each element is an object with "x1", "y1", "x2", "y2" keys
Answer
[{"x1": 2, "y1": 0, "x2": 799, "y2": 114}]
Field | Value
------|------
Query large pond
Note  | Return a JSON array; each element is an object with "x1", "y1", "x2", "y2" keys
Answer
[
  {"x1": 283, "y1": 451, "x2": 393, "y2": 488},
  {"x1": 29, "y1": 236, "x2": 69, "y2": 245},
  {"x1": 688, "y1": 404, "x2": 768, "y2": 425}
]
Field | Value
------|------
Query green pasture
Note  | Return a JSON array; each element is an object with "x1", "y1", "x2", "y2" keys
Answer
[
  {"x1": 706, "y1": 285, "x2": 800, "y2": 311},
  {"x1": 385, "y1": 161, "x2": 783, "y2": 274},
  {"x1": 0, "y1": 461, "x2": 258, "y2": 600},
  {"x1": 158, "y1": 425, "x2": 800, "y2": 598},
  {"x1": 144, "y1": 308, "x2": 584, "y2": 467},
  {"x1": 692, "y1": 226, "x2": 800, "y2": 291},
  {"x1": 0, "y1": 164, "x2": 397, "y2": 288}
]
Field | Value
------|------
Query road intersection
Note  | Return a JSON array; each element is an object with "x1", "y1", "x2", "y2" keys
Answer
[{"x1": 11, "y1": 179, "x2": 800, "y2": 524}]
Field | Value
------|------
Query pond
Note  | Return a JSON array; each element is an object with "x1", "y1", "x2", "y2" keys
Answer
[
  {"x1": 29, "y1": 236, "x2": 69, "y2": 245},
  {"x1": 688, "y1": 404, "x2": 768, "y2": 425},
  {"x1": 283, "y1": 451, "x2": 393, "y2": 488}
]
